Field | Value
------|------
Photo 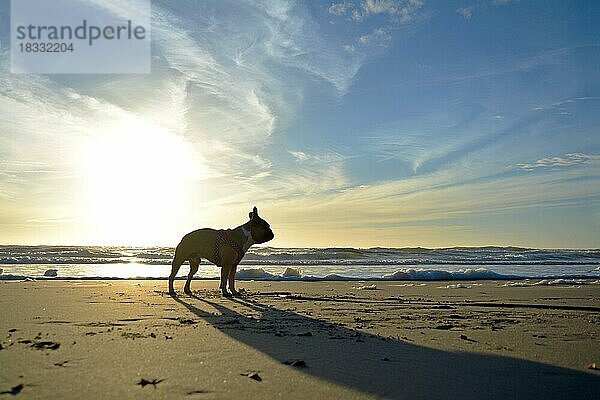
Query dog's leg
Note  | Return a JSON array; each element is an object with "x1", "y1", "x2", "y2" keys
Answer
[
  {"x1": 168, "y1": 251, "x2": 186, "y2": 294},
  {"x1": 220, "y1": 265, "x2": 232, "y2": 297},
  {"x1": 228, "y1": 265, "x2": 239, "y2": 296},
  {"x1": 184, "y1": 258, "x2": 199, "y2": 295}
]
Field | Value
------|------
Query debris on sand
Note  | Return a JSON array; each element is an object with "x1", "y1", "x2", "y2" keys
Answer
[
  {"x1": 283, "y1": 359, "x2": 307, "y2": 368},
  {"x1": 0, "y1": 383, "x2": 24, "y2": 395},
  {"x1": 241, "y1": 372, "x2": 262, "y2": 382},
  {"x1": 137, "y1": 378, "x2": 164, "y2": 388},
  {"x1": 187, "y1": 390, "x2": 211, "y2": 395},
  {"x1": 32, "y1": 341, "x2": 60, "y2": 350},
  {"x1": 460, "y1": 334, "x2": 477, "y2": 342},
  {"x1": 54, "y1": 361, "x2": 69, "y2": 367},
  {"x1": 44, "y1": 269, "x2": 58, "y2": 277},
  {"x1": 177, "y1": 318, "x2": 197, "y2": 325},
  {"x1": 588, "y1": 362, "x2": 599, "y2": 370}
]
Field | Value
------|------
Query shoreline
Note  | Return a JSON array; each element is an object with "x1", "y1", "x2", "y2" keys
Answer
[
  {"x1": 1, "y1": 273, "x2": 599, "y2": 282},
  {"x1": 1, "y1": 279, "x2": 599, "y2": 399}
]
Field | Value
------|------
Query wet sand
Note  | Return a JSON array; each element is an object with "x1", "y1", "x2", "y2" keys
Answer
[{"x1": 1, "y1": 279, "x2": 599, "y2": 399}]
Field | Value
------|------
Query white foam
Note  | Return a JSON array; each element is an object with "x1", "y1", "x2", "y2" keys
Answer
[
  {"x1": 235, "y1": 268, "x2": 275, "y2": 280},
  {"x1": 282, "y1": 267, "x2": 302, "y2": 278},
  {"x1": 391, "y1": 283, "x2": 428, "y2": 287},
  {"x1": 438, "y1": 283, "x2": 471, "y2": 289},
  {"x1": 355, "y1": 284, "x2": 378, "y2": 290},
  {"x1": 502, "y1": 278, "x2": 592, "y2": 287}
]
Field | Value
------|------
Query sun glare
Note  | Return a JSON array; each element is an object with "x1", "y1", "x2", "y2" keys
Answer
[{"x1": 82, "y1": 117, "x2": 207, "y2": 245}]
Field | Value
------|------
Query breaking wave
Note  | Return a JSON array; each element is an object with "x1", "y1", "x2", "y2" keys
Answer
[{"x1": 1, "y1": 245, "x2": 599, "y2": 281}]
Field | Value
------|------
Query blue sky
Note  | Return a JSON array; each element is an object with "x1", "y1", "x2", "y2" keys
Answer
[{"x1": 0, "y1": 0, "x2": 599, "y2": 247}]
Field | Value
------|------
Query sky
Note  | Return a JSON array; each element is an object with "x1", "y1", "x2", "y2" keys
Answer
[{"x1": 0, "y1": 0, "x2": 599, "y2": 248}]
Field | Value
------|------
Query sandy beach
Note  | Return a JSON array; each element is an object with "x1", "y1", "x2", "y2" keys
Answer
[{"x1": 1, "y1": 279, "x2": 599, "y2": 399}]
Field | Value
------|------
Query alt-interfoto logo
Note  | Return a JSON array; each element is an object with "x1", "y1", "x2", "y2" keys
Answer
[{"x1": 10, "y1": 0, "x2": 150, "y2": 74}]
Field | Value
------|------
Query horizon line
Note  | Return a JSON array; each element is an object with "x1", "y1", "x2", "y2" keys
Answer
[{"x1": 0, "y1": 243, "x2": 598, "y2": 251}]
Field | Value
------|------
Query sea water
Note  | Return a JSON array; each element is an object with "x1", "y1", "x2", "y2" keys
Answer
[{"x1": 1, "y1": 245, "x2": 599, "y2": 281}]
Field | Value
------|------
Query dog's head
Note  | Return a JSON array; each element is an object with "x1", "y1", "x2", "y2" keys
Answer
[{"x1": 248, "y1": 206, "x2": 274, "y2": 244}]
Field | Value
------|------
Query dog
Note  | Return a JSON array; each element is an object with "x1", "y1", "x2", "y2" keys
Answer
[{"x1": 168, "y1": 206, "x2": 274, "y2": 296}]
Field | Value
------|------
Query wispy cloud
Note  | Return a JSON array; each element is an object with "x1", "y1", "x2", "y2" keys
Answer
[
  {"x1": 352, "y1": 0, "x2": 424, "y2": 22},
  {"x1": 342, "y1": 44, "x2": 356, "y2": 53},
  {"x1": 358, "y1": 28, "x2": 391, "y2": 45},
  {"x1": 513, "y1": 153, "x2": 600, "y2": 171},
  {"x1": 262, "y1": 155, "x2": 600, "y2": 246},
  {"x1": 288, "y1": 150, "x2": 351, "y2": 164},
  {"x1": 328, "y1": 0, "x2": 425, "y2": 48},
  {"x1": 456, "y1": 6, "x2": 475, "y2": 20},
  {"x1": 328, "y1": 2, "x2": 348, "y2": 16},
  {"x1": 0, "y1": 0, "x2": 373, "y2": 241},
  {"x1": 455, "y1": 0, "x2": 518, "y2": 22}
]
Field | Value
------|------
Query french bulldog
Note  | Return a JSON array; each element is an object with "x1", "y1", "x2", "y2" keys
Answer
[{"x1": 168, "y1": 206, "x2": 274, "y2": 296}]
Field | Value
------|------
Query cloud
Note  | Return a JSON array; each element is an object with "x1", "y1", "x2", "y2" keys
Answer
[
  {"x1": 288, "y1": 150, "x2": 310, "y2": 162},
  {"x1": 356, "y1": 0, "x2": 423, "y2": 22},
  {"x1": 0, "y1": 0, "x2": 376, "y2": 242},
  {"x1": 261, "y1": 153, "x2": 600, "y2": 247},
  {"x1": 328, "y1": 2, "x2": 348, "y2": 16},
  {"x1": 327, "y1": 1, "x2": 425, "y2": 50},
  {"x1": 358, "y1": 28, "x2": 391, "y2": 45},
  {"x1": 456, "y1": 1, "x2": 518, "y2": 21},
  {"x1": 513, "y1": 153, "x2": 600, "y2": 171},
  {"x1": 288, "y1": 150, "x2": 351, "y2": 164},
  {"x1": 327, "y1": 0, "x2": 424, "y2": 25},
  {"x1": 456, "y1": 6, "x2": 475, "y2": 20}
]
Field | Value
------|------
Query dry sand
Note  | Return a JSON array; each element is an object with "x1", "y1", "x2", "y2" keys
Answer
[{"x1": 1, "y1": 279, "x2": 599, "y2": 399}]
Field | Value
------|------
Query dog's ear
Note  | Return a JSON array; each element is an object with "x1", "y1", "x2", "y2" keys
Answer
[
  {"x1": 249, "y1": 206, "x2": 258, "y2": 220},
  {"x1": 249, "y1": 206, "x2": 259, "y2": 220}
]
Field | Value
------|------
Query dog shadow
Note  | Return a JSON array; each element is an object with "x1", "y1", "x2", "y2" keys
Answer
[{"x1": 170, "y1": 292, "x2": 599, "y2": 399}]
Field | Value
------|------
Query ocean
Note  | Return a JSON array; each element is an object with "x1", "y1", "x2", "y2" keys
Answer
[{"x1": 0, "y1": 245, "x2": 599, "y2": 282}]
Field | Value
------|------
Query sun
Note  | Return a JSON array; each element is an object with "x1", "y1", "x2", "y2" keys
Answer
[{"x1": 82, "y1": 116, "x2": 207, "y2": 245}]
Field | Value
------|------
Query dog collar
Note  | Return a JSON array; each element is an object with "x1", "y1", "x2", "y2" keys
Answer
[{"x1": 240, "y1": 225, "x2": 255, "y2": 252}]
